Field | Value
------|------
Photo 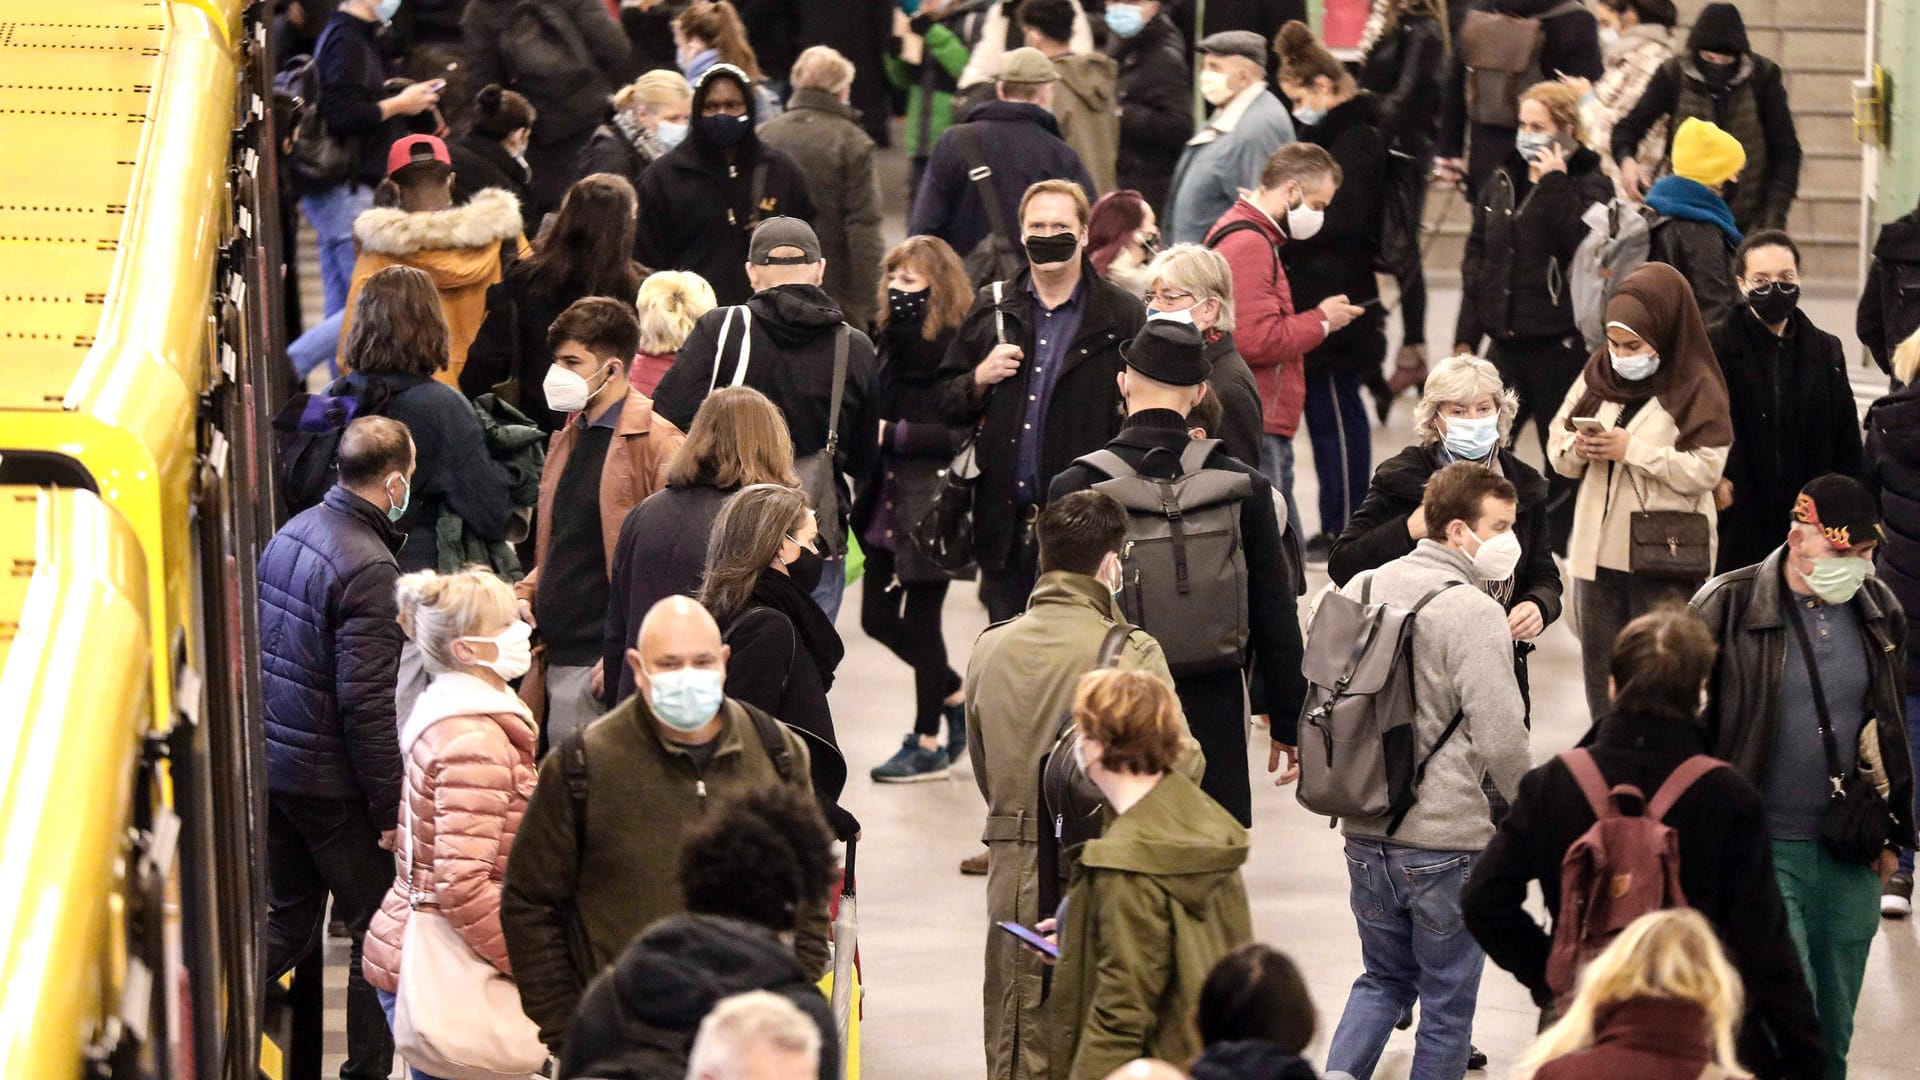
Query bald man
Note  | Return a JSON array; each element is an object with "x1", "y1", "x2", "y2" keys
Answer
[{"x1": 501, "y1": 597, "x2": 828, "y2": 1057}]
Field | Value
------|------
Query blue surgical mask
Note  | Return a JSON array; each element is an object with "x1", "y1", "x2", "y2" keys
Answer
[
  {"x1": 1292, "y1": 104, "x2": 1327, "y2": 127},
  {"x1": 1442, "y1": 413, "x2": 1501, "y2": 461},
  {"x1": 1609, "y1": 348, "x2": 1660, "y2": 382},
  {"x1": 373, "y1": 0, "x2": 402, "y2": 22},
  {"x1": 1105, "y1": 2, "x2": 1146, "y2": 37},
  {"x1": 647, "y1": 667, "x2": 726, "y2": 731},
  {"x1": 1515, "y1": 130, "x2": 1554, "y2": 162},
  {"x1": 386, "y1": 473, "x2": 411, "y2": 522},
  {"x1": 657, "y1": 119, "x2": 689, "y2": 149}
]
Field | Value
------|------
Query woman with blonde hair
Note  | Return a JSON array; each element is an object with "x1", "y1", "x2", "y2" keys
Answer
[
  {"x1": 364, "y1": 568, "x2": 541, "y2": 1080},
  {"x1": 629, "y1": 270, "x2": 718, "y2": 395},
  {"x1": 1514, "y1": 909, "x2": 1748, "y2": 1080},
  {"x1": 578, "y1": 70, "x2": 694, "y2": 195},
  {"x1": 674, "y1": 1, "x2": 782, "y2": 119},
  {"x1": 601, "y1": 386, "x2": 798, "y2": 706}
]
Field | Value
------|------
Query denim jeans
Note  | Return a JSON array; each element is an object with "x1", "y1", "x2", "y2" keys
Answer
[
  {"x1": 1303, "y1": 369, "x2": 1371, "y2": 538},
  {"x1": 1903, "y1": 693, "x2": 1920, "y2": 876},
  {"x1": 1325, "y1": 839, "x2": 1485, "y2": 1080},
  {"x1": 289, "y1": 309, "x2": 344, "y2": 382},
  {"x1": 1259, "y1": 434, "x2": 1305, "y2": 547},
  {"x1": 299, "y1": 183, "x2": 373, "y2": 317},
  {"x1": 375, "y1": 988, "x2": 450, "y2": 1080},
  {"x1": 811, "y1": 556, "x2": 847, "y2": 623}
]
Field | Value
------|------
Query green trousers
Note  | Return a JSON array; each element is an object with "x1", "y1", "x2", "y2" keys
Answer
[{"x1": 1772, "y1": 839, "x2": 1882, "y2": 1080}]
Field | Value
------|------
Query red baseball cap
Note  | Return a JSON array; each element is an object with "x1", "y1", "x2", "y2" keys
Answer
[{"x1": 386, "y1": 134, "x2": 451, "y2": 178}]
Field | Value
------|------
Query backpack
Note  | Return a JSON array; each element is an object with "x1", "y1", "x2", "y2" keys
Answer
[
  {"x1": 1570, "y1": 197, "x2": 1658, "y2": 349},
  {"x1": 955, "y1": 124, "x2": 1028, "y2": 289},
  {"x1": 1295, "y1": 576, "x2": 1468, "y2": 829},
  {"x1": 1036, "y1": 621, "x2": 1134, "y2": 916},
  {"x1": 1458, "y1": 0, "x2": 1587, "y2": 128},
  {"x1": 1075, "y1": 441, "x2": 1254, "y2": 676},
  {"x1": 1543, "y1": 749, "x2": 1723, "y2": 1005},
  {"x1": 274, "y1": 24, "x2": 357, "y2": 195},
  {"x1": 270, "y1": 376, "x2": 395, "y2": 514},
  {"x1": 1205, "y1": 220, "x2": 1282, "y2": 285},
  {"x1": 498, "y1": 0, "x2": 597, "y2": 108}
]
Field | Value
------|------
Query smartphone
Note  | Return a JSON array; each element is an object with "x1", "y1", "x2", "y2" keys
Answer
[
  {"x1": 430, "y1": 79, "x2": 448, "y2": 93},
  {"x1": 1571, "y1": 417, "x2": 1607, "y2": 436},
  {"x1": 995, "y1": 921, "x2": 1058, "y2": 959},
  {"x1": 1357, "y1": 297, "x2": 1385, "y2": 311}
]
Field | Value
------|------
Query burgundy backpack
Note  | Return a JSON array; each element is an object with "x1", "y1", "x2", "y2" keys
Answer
[{"x1": 1544, "y1": 749, "x2": 1724, "y2": 1004}]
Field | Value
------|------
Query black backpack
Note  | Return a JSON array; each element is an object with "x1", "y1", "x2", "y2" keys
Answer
[
  {"x1": 498, "y1": 1, "x2": 597, "y2": 110},
  {"x1": 1205, "y1": 219, "x2": 1282, "y2": 285},
  {"x1": 1036, "y1": 621, "x2": 1133, "y2": 915},
  {"x1": 274, "y1": 24, "x2": 357, "y2": 195},
  {"x1": 955, "y1": 124, "x2": 1027, "y2": 289},
  {"x1": 270, "y1": 376, "x2": 394, "y2": 514}
]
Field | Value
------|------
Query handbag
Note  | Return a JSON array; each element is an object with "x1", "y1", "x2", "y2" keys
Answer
[
  {"x1": 1622, "y1": 461, "x2": 1712, "y2": 581},
  {"x1": 391, "y1": 780, "x2": 546, "y2": 1080},
  {"x1": 910, "y1": 282, "x2": 1010, "y2": 573},
  {"x1": 1782, "y1": 588, "x2": 1897, "y2": 867}
]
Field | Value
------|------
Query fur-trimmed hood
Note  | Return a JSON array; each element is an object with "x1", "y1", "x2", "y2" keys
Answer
[{"x1": 352, "y1": 188, "x2": 523, "y2": 257}]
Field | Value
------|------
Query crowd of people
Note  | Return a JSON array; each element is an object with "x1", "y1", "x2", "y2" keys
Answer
[{"x1": 260, "y1": 0, "x2": 1919, "y2": 1078}]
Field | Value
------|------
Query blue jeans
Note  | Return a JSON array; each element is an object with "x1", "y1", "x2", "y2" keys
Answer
[
  {"x1": 811, "y1": 556, "x2": 846, "y2": 623},
  {"x1": 299, "y1": 183, "x2": 373, "y2": 317},
  {"x1": 289, "y1": 308, "x2": 344, "y2": 381},
  {"x1": 374, "y1": 988, "x2": 449, "y2": 1080},
  {"x1": 1326, "y1": 839, "x2": 1485, "y2": 1080},
  {"x1": 1904, "y1": 693, "x2": 1920, "y2": 875},
  {"x1": 1259, "y1": 434, "x2": 1305, "y2": 546},
  {"x1": 1303, "y1": 369, "x2": 1371, "y2": 538}
]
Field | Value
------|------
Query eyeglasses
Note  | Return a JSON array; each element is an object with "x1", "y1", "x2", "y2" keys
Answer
[
  {"x1": 1743, "y1": 272, "x2": 1800, "y2": 289},
  {"x1": 1143, "y1": 289, "x2": 1195, "y2": 306}
]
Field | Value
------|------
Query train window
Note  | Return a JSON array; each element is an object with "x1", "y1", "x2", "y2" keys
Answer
[{"x1": 0, "y1": 451, "x2": 100, "y2": 491}]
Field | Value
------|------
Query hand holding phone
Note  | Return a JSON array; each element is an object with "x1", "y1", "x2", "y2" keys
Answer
[
  {"x1": 996, "y1": 921, "x2": 1058, "y2": 959},
  {"x1": 1570, "y1": 417, "x2": 1606, "y2": 436}
]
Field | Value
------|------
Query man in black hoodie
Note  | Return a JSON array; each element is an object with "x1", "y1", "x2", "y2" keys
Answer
[
  {"x1": 635, "y1": 64, "x2": 819, "y2": 306},
  {"x1": 652, "y1": 217, "x2": 881, "y2": 621},
  {"x1": 558, "y1": 786, "x2": 841, "y2": 1080}
]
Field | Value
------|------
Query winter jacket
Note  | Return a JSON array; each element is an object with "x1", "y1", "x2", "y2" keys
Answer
[
  {"x1": 908, "y1": 100, "x2": 1095, "y2": 259},
  {"x1": 1046, "y1": 770, "x2": 1253, "y2": 1080},
  {"x1": 1611, "y1": 49, "x2": 1801, "y2": 233},
  {"x1": 601, "y1": 483, "x2": 737, "y2": 707},
  {"x1": 884, "y1": 17, "x2": 971, "y2": 159},
  {"x1": 436, "y1": 393, "x2": 545, "y2": 581},
  {"x1": 498, "y1": 694, "x2": 824, "y2": 1051},
  {"x1": 957, "y1": 0, "x2": 1092, "y2": 89},
  {"x1": 1866, "y1": 385, "x2": 1920, "y2": 687},
  {"x1": 460, "y1": 260, "x2": 651, "y2": 433},
  {"x1": 1529, "y1": 1000, "x2": 1727, "y2": 1080},
  {"x1": 1107, "y1": 14, "x2": 1191, "y2": 213},
  {"x1": 934, "y1": 266, "x2": 1145, "y2": 571},
  {"x1": 1282, "y1": 93, "x2": 1387, "y2": 375},
  {"x1": 313, "y1": 12, "x2": 410, "y2": 189},
  {"x1": 852, "y1": 321, "x2": 967, "y2": 584},
  {"x1": 966, "y1": 571, "x2": 1202, "y2": 1080},
  {"x1": 1579, "y1": 23, "x2": 1675, "y2": 190},
  {"x1": 1165, "y1": 85, "x2": 1295, "y2": 246},
  {"x1": 1690, "y1": 548, "x2": 1917, "y2": 852},
  {"x1": 1190, "y1": 1040, "x2": 1321, "y2": 1080},
  {"x1": 653, "y1": 284, "x2": 881, "y2": 530},
  {"x1": 1204, "y1": 198, "x2": 1327, "y2": 437},
  {"x1": 338, "y1": 189, "x2": 526, "y2": 386},
  {"x1": 341, "y1": 371, "x2": 517, "y2": 574},
  {"x1": 758, "y1": 89, "x2": 886, "y2": 329},
  {"x1": 449, "y1": 133, "x2": 537, "y2": 235},
  {"x1": 1858, "y1": 206, "x2": 1920, "y2": 376},
  {"x1": 558, "y1": 915, "x2": 836, "y2": 1080},
  {"x1": 791, "y1": 0, "x2": 896, "y2": 147},
  {"x1": 575, "y1": 121, "x2": 657, "y2": 195},
  {"x1": 1358, "y1": 10, "x2": 1444, "y2": 158},
  {"x1": 1335, "y1": 541, "x2": 1531, "y2": 851},
  {"x1": 259, "y1": 486, "x2": 406, "y2": 827},
  {"x1": 1204, "y1": 330, "x2": 1263, "y2": 470},
  {"x1": 1712, "y1": 307, "x2": 1862, "y2": 574},
  {"x1": 1455, "y1": 148, "x2": 1613, "y2": 349},
  {"x1": 1047, "y1": 53, "x2": 1119, "y2": 196},
  {"x1": 363, "y1": 673, "x2": 540, "y2": 993},
  {"x1": 459, "y1": 0, "x2": 633, "y2": 147},
  {"x1": 1329, "y1": 442, "x2": 1563, "y2": 628},
  {"x1": 1461, "y1": 709, "x2": 1826, "y2": 1079},
  {"x1": 1645, "y1": 195, "x2": 1739, "y2": 332}
]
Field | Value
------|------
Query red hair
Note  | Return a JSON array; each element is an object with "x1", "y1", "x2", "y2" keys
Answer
[{"x1": 1086, "y1": 190, "x2": 1149, "y2": 279}]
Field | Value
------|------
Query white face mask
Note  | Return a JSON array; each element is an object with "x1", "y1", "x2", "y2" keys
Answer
[
  {"x1": 1147, "y1": 306, "x2": 1195, "y2": 327},
  {"x1": 1599, "y1": 26, "x2": 1622, "y2": 50},
  {"x1": 1463, "y1": 528, "x2": 1523, "y2": 582},
  {"x1": 543, "y1": 362, "x2": 609, "y2": 413},
  {"x1": 1198, "y1": 70, "x2": 1235, "y2": 107},
  {"x1": 1609, "y1": 348, "x2": 1660, "y2": 382},
  {"x1": 459, "y1": 621, "x2": 534, "y2": 681},
  {"x1": 1285, "y1": 197, "x2": 1325, "y2": 241}
]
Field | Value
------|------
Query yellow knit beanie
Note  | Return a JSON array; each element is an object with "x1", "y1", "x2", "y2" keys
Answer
[{"x1": 1669, "y1": 117, "x2": 1747, "y2": 188}]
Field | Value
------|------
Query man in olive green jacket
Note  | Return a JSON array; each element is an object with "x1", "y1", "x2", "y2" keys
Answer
[{"x1": 966, "y1": 491, "x2": 1203, "y2": 1080}]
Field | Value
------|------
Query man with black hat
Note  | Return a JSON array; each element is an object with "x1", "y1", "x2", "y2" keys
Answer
[
  {"x1": 1693, "y1": 474, "x2": 1917, "y2": 1079},
  {"x1": 1163, "y1": 30, "x2": 1295, "y2": 246},
  {"x1": 1048, "y1": 317, "x2": 1306, "y2": 826},
  {"x1": 654, "y1": 216, "x2": 881, "y2": 621}
]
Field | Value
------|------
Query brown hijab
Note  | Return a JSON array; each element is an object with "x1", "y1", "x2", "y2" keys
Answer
[{"x1": 1567, "y1": 263, "x2": 1733, "y2": 451}]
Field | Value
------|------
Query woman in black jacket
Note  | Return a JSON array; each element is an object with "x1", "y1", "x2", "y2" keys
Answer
[
  {"x1": 449, "y1": 85, "x2": 538, "y2": 235},
  {"x1": 601, "y1": 386, "x2": 801, "y2": 707},
  {"x1": 575, "y1": 70, "x2": 693, "y2": 204}
]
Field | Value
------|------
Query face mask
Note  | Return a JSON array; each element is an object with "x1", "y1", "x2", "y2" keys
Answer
[
  {"x1": 386, "y1": 473, "x2": 411, "y2": 522},
  {"x1": 699, "y1": 112, "x2": 750, "y2": 148},
  {"x1": 657, "y1": 119, "x2": 689, "y2": 149},
  {"x1": 1105, "y1": 2, "x2": 1146, "y2": 38},
  {"x1": 647, "y1": 667, "x2": 726, "y2": 731},
  {"x1": 1148, "y1": 306, "x2": 1195, "y2": 326},
  {"x1": 1610, "y1": 348, "x2": 1660, "y2": 382},
  {"x1": 1284, "y1": 193, "x2": 1325, "y2": 242},
  {"x1": 1698, "y1": 56, "x2": 1738, "y2": 84},
  {"x1": 1464, "y1": 528, "x2": 1523, "y2": 582},
  {"x1": 1599, "y1": 26, "x2": 1621, "y2": 50},
  {"x1": 1292, "y1": 104, "x2": 1327, "y2": 127},
  {"x1": 1442, "y1": 413, "x2": 1501, "y2": 461},
  {"x1": 373, "y1": 0, "x2": 402, "y2": 21},
  {"x1": 542, "y1": 362, "x2": 608, "y2": 413},
  {"x1": 1514, "y1": 130, "x2": 1554, "y2": 162},
  {"x1": 888, "y1": 286, "x2": 929, "y2": 324},
  {"x1": 1198, "y1": 70, "x2": 1234, "y2": 107},
  {"x1": 1071, "y1": 737, "x2": 1091, "y2": 772},
  {"x1": 1806, "y1": 555, "x2": 1872, "y2": 606},
  {"x1": 460, "y1": 621, "x2": 533, "y2": 681},
  {"x1": 1744, "y1": 281, "x2": 1800, "y2": 325},
  {"x1": 1025, "y1": 232, "x2": 1080, "y2": 267},
  {"x1": 784, "y1": 538, "x2": 825, "y2": 593}
]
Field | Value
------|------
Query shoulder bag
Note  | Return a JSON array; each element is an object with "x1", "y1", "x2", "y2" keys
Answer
[
  {"x1": 1621, "y1": 454, "x2": 1712, "y2": 581},
  {"x1": 1781, "y1": 588, "x2": 1897, "y2": 867},
  {"x1": 909, "y1": 283, "x2": 1007, "y2": 573}
]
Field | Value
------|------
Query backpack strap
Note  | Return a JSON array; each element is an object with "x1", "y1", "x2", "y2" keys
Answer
[
  {"x1": 748, "y1": 159, "x2": 772, "y2": 230},
  {"x1": 1559, "y1": 749, "x2": 1616, "y2": 820},
  {"x1": 1647, "y1": 755, "x2": 1721, "y2": 821},
  {"x1": 1205, "y1": 220, "x2": 1281, "y2": 286},
  {"x1": 562, "y1": 724, "x2": 591, "y2": 857},
  {"x1": 823, "y1": 325, "x2": 850, "y2": 460},
  {"x1": 1077, "y1": 448, "x2": 1136, "y2": 480},
  {"x1": 738, "y1": 701, "x2": 799, "y2": 785},
  {"x1": 958, "y1": 124, "x2": 1016, "y2": 252},
  {"x1": 1096, "y1": 622, "x2": 1134, "y2": 668},
  {"x1": 1382, "y1": 581, "x2": 1471, "y2": 835},
  {"x1": 707, "y1": 306, "x2": 754, "y2": 394},
  {"x1": 1177, "y1": 438, "x2": 1222, "y2": 474}
]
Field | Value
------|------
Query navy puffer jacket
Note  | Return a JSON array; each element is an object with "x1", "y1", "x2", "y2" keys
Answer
[{"x1": 259, "y1": 485, "x2": 407, "y2": 829}]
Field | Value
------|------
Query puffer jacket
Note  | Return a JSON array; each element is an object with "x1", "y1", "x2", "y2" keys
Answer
[
  {"x1": 1865, "y1": 382, "x2": 1920, "y2": 686},
  {"x1": 1048, "y1": 52, "x2": 1119, "y2": 196},
  {"x1": 259, "y1": 486, "x2": 407, "y2": 828},
  {"x1": 1858, "y1": 206, "x2": 1920, "y2": 376},
  {"x1": 364, "y1": 673, "x2": 540, "y2": 993},
  {"x1": 1456, "y1": 148, "x2": 1614, "y2": 349}
]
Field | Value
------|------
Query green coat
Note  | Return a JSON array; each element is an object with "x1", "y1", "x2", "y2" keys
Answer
[
  {"x1": 1046, "y1": 771, "x2": 1253, "y2": 1080},
  {"x1": 884, "y1": 22, "x2": 970, "y2": 159}
]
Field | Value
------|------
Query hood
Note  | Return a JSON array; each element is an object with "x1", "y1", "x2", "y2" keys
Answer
[
  {"x1": 1052, "y1": 53, "x2": 1118, "y2": 112},
  {"x1": 1686, "y1": 2, "x2": 1748, "y2": 55},
  {"x1": 352, "y1": 188, "x2": 523, "y2": 258},
  {"x1": 399, "y1": 671, "x2": 535, "y2": 755},
  {"x1": 608, "y1": 914, "x2": 810, "y2": 1028},
  {"x1": 687, "y1": 64, "x2": 761, "y2": 158},
  {"x1": 969, "y1": 98, "x2": 1066, "y2": 138},
  {"x1": 1611, "y1": 21, "x2": 1675, "y2": 58},
  {"x1": 1868, "y1": 387, "x2": 1920, "y2": 466},
  {"x1": 785, "y1": 87, "x2": 862, "y2": 125},
  {"x1": 1874, "y1": 214, "x2": 1920, "y2": 262},
  {"x1": 1190, "y1": 1040, "x2": 1320, "y2": 1080},
  {"x1": 1078, "y1": 772, "x2": 1248, "y2": 915},
  {"x1": 746, "y1": 284, "x2": 847, "y2": 348}
]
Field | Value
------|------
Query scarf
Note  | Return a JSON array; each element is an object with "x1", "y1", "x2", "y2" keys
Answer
[
  {"x1": 1357, "y1": 0, "x2": 1393, "y2": 56},
  {"x1": 1568, "y1": 262, "x2": 1733, "y2": 451},
  {"x1": 1644, "y1": 175, "x2": 1743, "y2": 246},
  {"x1": 612, "y1": 109, "x2": 667, "y2": 165},
  {"x1": 745, "y1": 566, "x2": 844, "y2": 691}
]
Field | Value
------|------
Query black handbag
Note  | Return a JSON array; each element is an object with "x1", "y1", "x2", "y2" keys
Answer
[
  {"x1": 1623, "y1": 464, "x2": 1713, "y2": 581},
  {"x1": 909, "y1": 432, "x2": 979, "y2": 574},
  {"x1": 1374, "y1": 150, "x2": 1422, "y2": 278},
  {"x1": 1783, "y1": 590, "x2": 1896, "y2": 867}
]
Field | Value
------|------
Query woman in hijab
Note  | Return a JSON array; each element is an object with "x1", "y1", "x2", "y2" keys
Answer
[{"x1": 1549, "y1": 263, "x2": 1732, "y2": 719}]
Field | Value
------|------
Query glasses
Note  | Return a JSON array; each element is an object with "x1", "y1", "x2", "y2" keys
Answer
[
  {"x1": 1743, "y1": 272, "x2": 1800, "y2": 289},
  {"x1": 1143, "y1": 289, "x2": 1195, "y2": 307}
]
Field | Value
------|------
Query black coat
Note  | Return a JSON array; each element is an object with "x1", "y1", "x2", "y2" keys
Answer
[
  {"x1": 853, "y1": 322, "x2": 967, "y2": 584},
  {"x1": 1648, "y1": 215, "x2": 1738, "y2": 332},
  {"x1": 459, "y1": 0, "x2": 633, "y2": 146},
  {"x1": 1455, "y1": 147, "x2": 1612, "y2": 348},
  {"x1": 936, "y1": 265, "x2": 1147, "y2": 570},
  {"x1": 1359, "y1": 11, "x2": 1445, "y2": 158},
  {"x1": 1863, "y1": 384, "x2": 1920, "y2": 686},
  {"x1": 575, "y1": 123, "x2": 654, "y2": 194},
  {"x1": 460, "y1": 261, "x2": 649, "y2": 433},
  {"x1": 1712, "y1": 307, "x2": 1862, "y2": 574},
  {"x1": 559, "y1": 914, "x2": 837, "y2": 1080},
  {"x1": 1858, "y1": 207, "x2": 1920, "y2": 376},
  {"x1": 1280, "y1": 93, "x2": 1387, "y2": 374},
  {"x1": 720, "y1": 571, "x2": 845, "y2": 790},
  {"x1": 449, "y1": 131, "x2": 536, "y2": 235},
  {"x1": 1460, "y1": 711, "x2": 1826, "y2": 1080},
  {"x1": 907, "y1": 100, "x2": 1096, "y2": 259},
  {"x1": 1205, "y1": 331, "x2": 1264, "y2": 471},
  {"x1": 1107, "y1": 14, "x2": 1192, "y2": 214},
  {"x1": 314, "y1": 12, "x2": 411, "y2": 188},
  {"x1": 602, "y1": 483, "x2": 737, "y2": 707},
  {"x1": 1328, "y1": 442, "x2": 1564, "y2": 628}
]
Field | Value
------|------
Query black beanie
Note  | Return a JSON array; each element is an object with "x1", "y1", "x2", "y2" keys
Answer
[{"x1": 1687, "y1": 2, "x2": 1749, "y2": 55}]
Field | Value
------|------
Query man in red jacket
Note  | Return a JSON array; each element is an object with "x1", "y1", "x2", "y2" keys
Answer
[{"x1": 1204, "y1": 142, "x2": 1360, "y2": 544}]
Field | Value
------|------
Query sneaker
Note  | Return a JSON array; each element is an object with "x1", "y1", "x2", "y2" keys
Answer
[
  {"x1": 1467, "y1": 1045, "x2": 1488, "y2": 1071},
  {"x1": 1884, "y1": 871, "x2": 1914, "y2": 919},
  {"x1": 1304, "y1": 533, "x2": 1334, "y2": 564},
  {"x1": 944, "y1": 700, "x2": 968, "y2": 765},
  {"x1": 870, "y1": 735, "x2": 950, "y2": 783},
  {"x1": 960, "y1": 849, "x2": 990, "y2": 875}
]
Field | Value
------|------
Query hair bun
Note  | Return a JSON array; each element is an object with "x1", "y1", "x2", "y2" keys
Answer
[
  {"x1": 1276, "y1": 20, "x2": 1317, "y2": 60},
  {"x1": 477, "y1": 83, "x2": 503, "y2": 112}
]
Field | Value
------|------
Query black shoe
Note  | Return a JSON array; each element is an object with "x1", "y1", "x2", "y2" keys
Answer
[
  {"x1": 943, "y1": 700, "x2": 968, "y2": 765},
  {"x1": 1467, "y1": 1045, "x2": 1488, "y2": 1071},
  {"x1": 1303, "y1": 533, "x2": 1334, "y2": 564}
]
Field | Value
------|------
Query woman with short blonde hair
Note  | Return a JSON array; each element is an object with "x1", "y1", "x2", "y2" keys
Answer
[
  {"x1": 630, "y1": 271, "x2": 717, "y2": 395},
  {"x1": 581, "y1": 70, "x2": 694, "y2": 193},
  {"x1": 1138, "y1": 244, "x2": 1266, "y2": 473}
]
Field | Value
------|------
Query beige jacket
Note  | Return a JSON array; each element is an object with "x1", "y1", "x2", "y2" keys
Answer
[{"x1": 1547, "y1": 374, "x2": 1729, "y2": 580}]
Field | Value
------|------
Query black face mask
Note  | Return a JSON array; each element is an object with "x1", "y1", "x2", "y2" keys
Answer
[
  {"x1": 699, "y1": 112, "x2": 750, "y2": 148},
  {"x1": 785, "y1": 545, "x2": 825, "y2": 593},
  {"x1": 1697, "y1": 56, "x2": 1739, "y2": 84},
  {"x1": 1745, "y1": 281, "x2": 1800, "y2": 325},
  {"x1": 1024, "y1": 232, "x2": 1080, "y2": 267},
  {"x1": 888, "y1": 287, "x2": 929, "y2": 324}
]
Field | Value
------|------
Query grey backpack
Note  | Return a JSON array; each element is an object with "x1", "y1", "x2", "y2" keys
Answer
[
  {"x1": 1076, "y1": 440, "x2": 1253, "y2": 676},
  {"x1": 1296, "y1": 575, "x2": 1467, "y2": 831},
  {"x1": 1571, "y1": 198, "x2": 1657, "y2": 350}
]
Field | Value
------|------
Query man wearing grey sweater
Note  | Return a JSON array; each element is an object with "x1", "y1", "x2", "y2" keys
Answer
[{"x1": 1322, "y1": 463, "x2": 1532, "y2": 1080}]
